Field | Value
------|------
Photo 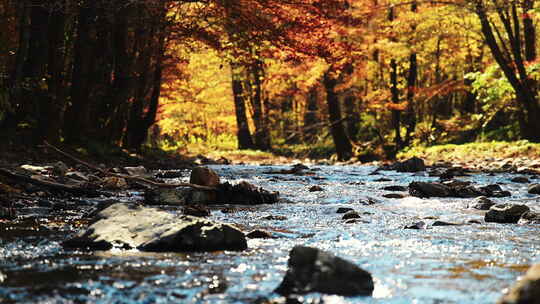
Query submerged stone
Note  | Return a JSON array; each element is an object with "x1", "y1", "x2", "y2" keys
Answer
[
  {"x1": 275, "y1": 246, "x2": 373, "y2": 296},
  {"x1": 63, "y1": 203, "x2": 246, "y2": 252}
]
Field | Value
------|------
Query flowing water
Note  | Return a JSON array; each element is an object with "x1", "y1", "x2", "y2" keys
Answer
[{"x1": 1, "y1": 164, "x2": 540, "y2": 303}]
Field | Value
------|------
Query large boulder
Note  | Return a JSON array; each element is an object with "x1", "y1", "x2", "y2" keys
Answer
[
  {"x1": 485, "y1": 204, "x2": 530, "y2": 224},
  {"x1": 275, "y1": 246, "x2": 374, "y2": 297},
  {"x1": 498, "y1": 264, "x2": 540, "y2": 304},
  {"x1": 63, "y1": 203, "x2": 246, "y2": 252}
]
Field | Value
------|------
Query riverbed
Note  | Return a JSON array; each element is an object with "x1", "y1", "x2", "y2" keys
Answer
[{"x1": 1, "y1": 164, "x2": 539, "y2": 303}]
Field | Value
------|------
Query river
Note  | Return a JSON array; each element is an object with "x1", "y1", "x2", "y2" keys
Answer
[{"x1": 1, "y1": 164, "x2": 539, "y2": 303}]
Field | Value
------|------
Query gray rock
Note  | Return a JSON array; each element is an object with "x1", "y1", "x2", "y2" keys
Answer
[
  {"x1": 382, "y1": 193, "x2": 406, "y2": 199},
  {"x1": 144, "y1": 187, "x2": 191, "y2": 205},
  {"x1": 404, "y1": 221, "x2": 428, "y2": 229},
  {"x1": 528, "y1": 184, "x2": 540, "y2": 195},
  {"x1": 469, "y1": 196, "x2": 495, "y2": 210},
  {"x1": 63, "y1": 203, "x2": 247, "y2": 252},
  {"x1": 518, "y1": 211, "x2": 540, "y2": 225},
  {"x1": 246, "y1": 230, "x2": 274, "y2": 239},
  {"x1": 432, "y1": 221, "x2": 460, "y2": 226},
  {"x1": 336, "y1": 207, "x2": 354, "y2": 214},
  {"x1": 342, "y1": 211, "x2": 361, "y2": 220},
  {"x1": 511, "y1": 176, "x2": 530, "y2": 183},
  {"x1": 53, "y1": 161, "x2": 69, "y2": 176},
  {"x1": 383, "y1": 185, "x2": 407, "y2": 192},
  {"x1": 308, "y1": 185, "x2": 324, "y2": 192},
  {"x1": 190, "y1": 166, "x2": 220, "y2": 187},
  {"x1": 275, "y1": 246, "x2": 373, "y2": 296},
  {"x1": 485, "y1": 204, "x2": 530, "y2": 224},
  {"x1": 498, "y1": 264, "x2": 540, "y2": 304},
  {"x1": 123, "y1": 166, "x2": 149, "y2": 177},
  {"x1": 409, "y1": 182, "x2": 451, "y2": 198},
  {"x1": 395, "y1": 157, "x2": 426, "y2": 172}
]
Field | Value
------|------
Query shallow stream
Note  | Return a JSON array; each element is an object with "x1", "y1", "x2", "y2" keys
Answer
[{"x1": 1, "y1": 164, "x2": 540, "y2": 303}]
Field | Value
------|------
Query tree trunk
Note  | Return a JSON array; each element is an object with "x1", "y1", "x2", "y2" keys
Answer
[
  {"x1": 344, "y1": 93, "x2": 360, "y2": 142},
  {"x1": 390, "y1": 58, "x2": 401, "y2": 148},
  {"x1": 104, "y1": 4, "x2": 136, "y2": 145},
  {"x1": 231, "y1": 64, "x2": 254, "y2": 149},
  {"x1": 323, "y1": 71, "x2": 352, "y2": 161},
  {"x1": 64, "y1": 1, "x2": 95, "y2": 143},
  {"x1": 39, "y1": 7, "x2": 67, "y2": 144},
  {"x1": 303, "y1": 85, "x2": 319, "y2": 142},
  {"x1": 249, "y1": 60, "x2": 271, "y2": 150},
  {"x1": 474, "y1": 1, "x2": 540, "y2": 142}
]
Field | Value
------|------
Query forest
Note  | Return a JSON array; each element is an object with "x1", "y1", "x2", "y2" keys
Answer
[{"x1": 1, "y1": 0, "x2": 539, "y2": 160}]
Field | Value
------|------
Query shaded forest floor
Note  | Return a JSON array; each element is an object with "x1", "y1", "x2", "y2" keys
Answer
[{"x1": 1, "y1": 140, "x2": 540, "y2": 170}]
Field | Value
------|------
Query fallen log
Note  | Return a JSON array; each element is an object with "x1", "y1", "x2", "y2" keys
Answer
[
  {"x1": 0, "y1": 168, "x2": 109, "y2": 197},
  {"x1": 43, "y1": 141, "x2": 216, "y2": 191}
]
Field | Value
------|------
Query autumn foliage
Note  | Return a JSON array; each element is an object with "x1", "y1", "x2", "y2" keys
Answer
[{"x1": 1, "y1": 0, "x2": 539, "y2": 159}]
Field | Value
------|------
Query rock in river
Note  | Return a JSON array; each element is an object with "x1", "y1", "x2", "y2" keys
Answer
[
  {"x1": 275, "y1": 246, "x2": 374, "y2": 297},
  {"x1": 63, "y1": 203, "x2": 247, "y2": 252},
  {"x1": 528, "y1": 184, "x2": 540, "y2": 195},
  {"x1": 519, "y1": 211, "x2": 540, "y2": 225},
  {"x1": 469, "y1": 196, "x2": 495, "y2": 210},
  {"x1": 395, "y1": 157, "x2": 426, "y2": 172},
  {"x1": 485, "y1": 204, "x2": 530, "y2": 224},
  {"x1": 498, "y1": 263, "x2": 540, "y2": 304},
  {"x1": 190, "y1": 166, "x2": 220, "y2": 186}
]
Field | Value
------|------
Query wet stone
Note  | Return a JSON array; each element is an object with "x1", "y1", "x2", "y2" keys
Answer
[
  {"x1": 510, "y1": 176, "x2": 530, "y2": 183},
  {"x1": 342, "y1": 210, "x2": 361, "y2": 220},
  {"x1": 336, "y1": 207, "x2": 354, "y2": 214},
  {"x1": 144, "y1": 187, "x2": 191, "y2": 205},
  {"x1": 409, "y1": 182, "x2": 451, "y2": 198},
  {"x1": 528, "y1": 184, "x2": 540, "y2": 195},
  {"x1": 260, "y1": 215, "x2": 287, "y2": 221},
  {"x1": 469, "y1": 196, "x2": 495, "y2": 210},
  {"x1": 382, "y1": 193, "x2": 406, "y2": 199},
  {"x1": 498, "y1": 264, "x2": 540, "y2": 304},
  {"x1": 374, "y1": 178, "x2": 392, "y2": 182},
  {"x1": 518, "y1": 211, "x2": 540, "y2": 225},
  {"x1": 246, "y1": 230, "x2": 274, "y2": 239},
  {"x1": 485, "y1": 204, "x2": 530, "y2": 224},
  {"x1": 404, "y1": 221, "x2": 428, "y2": 229},
  {"x1": 182, "y1": 204, "x2": 210, "y2": 217},
  {"x1": 432, "y1": 221, "x2": 460, "y2": 226},
  {"x1": 190, "y1": 166, "x2": 220, "y2": 187},
  {"x1": 395, "y1": 157, "x2": 426, "y2": 172},
  {"x1": 382, "y1": 185, "x2": 407, "y2": 192},
  {"x1": 275, "y1": 246, "x2": 374, "y2": 296},
  {"x1": 63, "y1": 203, "x2": 247, "y2": 252},
  {"x1": 123, "y1": 166, "x2": 149, "y2": 177},
  {"x1": 308, "y1": 185, "x2": 324, "y2": 192}
]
